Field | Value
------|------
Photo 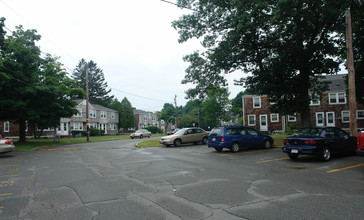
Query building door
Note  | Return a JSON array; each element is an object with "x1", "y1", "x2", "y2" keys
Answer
[
  {"x1": 57, "y1": 123, "x2": 68, "y2": 135},
  {"x1": 326, "y1": 112, "x2": 335, "y2": 127},
  {"x1": 316, "y1": 112, "x2": 324, "y2": 126},
  {"x1": 260, "y1": 115, "x2": 268, "y2": 131}
]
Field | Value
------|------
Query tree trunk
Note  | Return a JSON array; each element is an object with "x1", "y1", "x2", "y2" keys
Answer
[
  {"x1": 297, "y1": 69, "x2": 312, "y2": 128},
  {"x1": 19, "y1": 119, "x2": 26, "y2": 143}
]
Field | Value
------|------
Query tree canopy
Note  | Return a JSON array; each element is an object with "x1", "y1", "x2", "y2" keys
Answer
[
  {"x1": 173, "y1": 0, "x2": 362, "y2": 127},
  {"x1": 72, "y1": 59, "x2": 114, "y2": 107},
  {"x1": 0, "y1": 22, "x2": 83, "y2": 141},
  {"x1": 110, "y1": 97, "x2": 135, "y2": 130}
]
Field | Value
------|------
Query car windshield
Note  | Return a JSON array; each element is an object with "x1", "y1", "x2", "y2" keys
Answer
[
  {"x1": 174, "y1": 129, "x2": 187, "y2": 135},
  {"x1": 210, "y1": 128, "x2": 223, "y2": 135},
  {"x1": 295, "y1": 128, "x2": 323, "y2": 137}
]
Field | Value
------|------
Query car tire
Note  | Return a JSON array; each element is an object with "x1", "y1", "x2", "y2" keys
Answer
[
  {"x1": 174, "y1": 139, "x2": 181, "y2": 147},
  {"x1": 320, "y1": 146, "x2": 331, "y2": 162},
  {"x1": 264, "y1": 140, "x2": 272, "y2": 149},
  {"x1": 148, "y1": 134, "x2": 151, "y2": 138},
  {"x1": 288, "y1": 153, "x2": 298, "y2": 160},
  {"x1": 140, "y1": 134, "x2": 143, "y2": 139},
  {"x1": 131, "y1": 137, "x2": 134, "y2": 139},
  {"x1": 202, "y1": 137, "x2": 208, "y2": 145},
  {"x1": 215, "y1": 147, "x2": 223, "y2": 152},
  {"x1": 231, "y1": 142, "x2": 240, "y2": 152}
]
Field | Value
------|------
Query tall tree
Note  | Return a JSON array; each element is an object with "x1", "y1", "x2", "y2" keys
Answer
[
  {"x1": 110, "y1": 97, "x2": 135, "y2": 130},
  {"x1": 172, "y1": 0, "x2": 356, "y2": 127},
  {"x1": 158, "y1": 103, "x2": 176, "y2": 131},
  {"x1": 72, "y1": 59, "x2": 114, "y2": 107},
  {"x1": 201, "y1": 87, "x2": 231, "y2": 128},
  {"x1": 0, "y1": 25, "x2": 82, "y2": 141}
]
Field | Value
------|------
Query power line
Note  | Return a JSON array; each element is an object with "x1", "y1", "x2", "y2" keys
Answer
[{"x1": 160, "y1": 0, "x2": 199, "y2": 12}]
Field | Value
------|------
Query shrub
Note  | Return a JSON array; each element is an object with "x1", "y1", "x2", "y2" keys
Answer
[{"x1": 144, "y1": 126, "x2": 163, "y2": 134}]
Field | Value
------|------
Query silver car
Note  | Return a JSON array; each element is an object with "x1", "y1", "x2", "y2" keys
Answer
[
  {"x1": 130, "y1": 129, "x2": 151, "y2": 139},
  {"x1": 0, "y1": 138, "x2": 15, "y2": 153},
  {"x1": 160, "y1": 127, "x2": 209, "y2": 147}
]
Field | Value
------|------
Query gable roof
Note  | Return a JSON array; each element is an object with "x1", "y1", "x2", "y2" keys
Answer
[
  {"x1": 75, "y1": 99, "x2": 117, "y2": 112},
  {"x1": 321, "y1": 74, "x2": 346, "y2": 93}
]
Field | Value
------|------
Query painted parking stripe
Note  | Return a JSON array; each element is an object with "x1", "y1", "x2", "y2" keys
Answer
[
  {"x1": 0, "y1": 193, "x2": 12, "y2": 196},
  {"x1": 326, "y1": 163, "x2": 364, "y2": 173},
  {"x1": 0, "y1": 175, "x2": 18, "y2": 178},
  {"x1": 256, "y1": 157, "x2": 290, "y2": 163}
]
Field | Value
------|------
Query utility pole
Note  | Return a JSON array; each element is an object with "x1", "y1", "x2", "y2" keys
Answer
[
  {"x1": 85, "y1": 62, "x2": 90, "y2": 142},
  {"x1": 174, "y1": 95, "x2": 178, "y2": 128},
  {"x1": 346, "y1": 8, "x2": 357, "y2": 136}
]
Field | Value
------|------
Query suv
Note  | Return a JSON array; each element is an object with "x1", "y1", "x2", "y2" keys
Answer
[
  {"x1": 357, "y1": 130, "x2": 364, "y2": 156},
  {"x1": 207, "y1": 126, "x2": 274, "y2": 152}
]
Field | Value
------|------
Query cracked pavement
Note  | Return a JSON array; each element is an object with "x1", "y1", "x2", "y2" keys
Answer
[{"x1": 0, "y1": 137, "x2": 363, "y2": 219}]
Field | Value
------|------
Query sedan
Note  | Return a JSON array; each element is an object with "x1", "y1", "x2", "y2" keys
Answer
[
  {"x1": 130, "y1": 129, "x2": 151, "y2": 139},
  {"x1": 160, "y1": 127, "x2": 209, "y2": 147},
  {"x1": 282, "y1": 127, "x2": 356, "y2": 161},
  {"x1": 0, "y1": 138, "x2": 15, "y2": 153}
]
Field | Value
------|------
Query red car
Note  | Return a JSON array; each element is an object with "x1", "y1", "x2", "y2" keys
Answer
[{"x1": 356, "y1": 131, "x2": 364, "y2": 156}]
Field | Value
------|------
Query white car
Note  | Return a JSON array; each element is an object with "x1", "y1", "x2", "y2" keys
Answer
[
  {"x1": 0, "y1": 138, "x2": 15, "y2": 153},
  {"x1": 130, "y1": 129, "x2": 151, "y2": 139}
]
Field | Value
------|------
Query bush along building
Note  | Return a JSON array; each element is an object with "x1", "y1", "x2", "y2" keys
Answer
[
  {"x1": 1, "y1": 99, "x2": 119, "y2": 138},
  {"x1": 242, "y1": 74, "x2": 364, "y2": 133}
]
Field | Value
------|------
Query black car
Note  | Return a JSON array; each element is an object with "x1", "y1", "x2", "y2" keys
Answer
[{"x1": 282, "y1": 127, "x2": 356, "y2": 161}]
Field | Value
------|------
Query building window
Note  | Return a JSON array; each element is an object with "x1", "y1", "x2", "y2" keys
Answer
[
  {"x1": 342, "y1": 111, "x2": 350, "y2": 123},
  {"x1": 90, "y1": 109, "x2": 96, "y2": 118},
  {"x1": 270, "y1": 113, "x2": 279, "y2": 122},
  {"x1": 357, "y1": 110, "x2": 364, "y2": 119},
  {"x1": 100, "y1": 111, "x2": 107, "y2": 119},
  {"x1": 4, "y1": 121, "x2": 10, "y2": 132},
  {"x1": 310, "y1": 97, "x2": 320, "y2": 106},
  {"x1": 248, "y1": 115, "x2": 256, "y2": 126},
  {"x1": 75, "y1": 108, "x2": 82, "y2": 117},
  {"x1": 253, "y1": 97, "x2": 261, "y2": 108},
  {"x1": 316, "y1": 112, "x2": 324, "y2": 126},
  {"x1": 71, "y1": 122, "x2": 83, "y2": 131},
  {"x1": 329, "y1": 92, "x2": 346, "y2": 104},
  {"x1": 288, "y1": 114, "x2": 296, "y2": 122},
  {"x1": 111, "y1": 112, "x2": 115, "y2": 119}
]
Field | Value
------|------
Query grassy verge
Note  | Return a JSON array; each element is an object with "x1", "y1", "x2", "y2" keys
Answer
[{"x1": 13, "y1": 135, "x2": 130, "y2": 151}]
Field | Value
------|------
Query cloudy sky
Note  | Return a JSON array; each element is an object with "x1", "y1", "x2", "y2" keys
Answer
[{"x1": 1, "y1": 0, "x2": 244, "y2": 111}]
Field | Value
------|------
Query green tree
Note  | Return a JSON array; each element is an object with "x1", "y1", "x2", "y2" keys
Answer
[
  {"x1": 158, "y1": 103, "x2": 176, "y2": 131},
  {"x1": 201, "y1": 88, "x2": 231, "y2": 128},
  {"x1": 0, "y1": 25, "x2": 82, "y2": 142},
  {"x1": 172, "y1": 0, "x2": 356, "y2": 127},
  {"x1": 72, "y1": 59, "x2": 114, "y2": 107},
  {"x1": 110, "y1": 97, "x2": 135, "y2": 131}
]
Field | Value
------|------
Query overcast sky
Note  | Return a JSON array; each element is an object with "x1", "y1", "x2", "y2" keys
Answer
[{"x1": 1, "y1": 0, "x2": 244, "y2": 112}]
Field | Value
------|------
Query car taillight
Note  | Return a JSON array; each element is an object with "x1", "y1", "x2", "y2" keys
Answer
[
  {"x1": 221, "y1": 136, "x2": 225, "y2": 142},
  {"x1": 304, "y1": 140, "x2": 316, "y2": 144},
  {"x1": 283, "y1": 139, "x2": 288, "y2": 144},
  {"x1": 5, "y1": 140, "x2": 12, "y2": 145}
]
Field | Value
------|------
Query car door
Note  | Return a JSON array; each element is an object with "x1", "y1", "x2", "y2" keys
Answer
[
  {"x1": 335, "y1": 128, "x2": 356, "y2": 153},
  {"x1": 324, "y1": 127, "x2": 341, "y2": 154},
  {"x1": 183, "y1": 129, "x2": 194, "y2": 143},
  {"x1": 192, "y1": 128, "x2": 204, "y2": 143},
  {"x1": 245, "y1": 128, "x2": 262, "y2": 148},
  {"x1": 237, "y1": 128, "x2": 250, "y2": 148}
]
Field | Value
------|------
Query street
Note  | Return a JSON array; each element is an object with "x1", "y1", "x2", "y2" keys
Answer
[{"x1": 0, "y1": 137, "x2": 364, "y2": 220}]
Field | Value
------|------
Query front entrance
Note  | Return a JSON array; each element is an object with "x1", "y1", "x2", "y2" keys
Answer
[
  {"x1": 326, "y1": 112, "x2": 335, "y2": 127},
  {"x1": 260, "y1": 115, "x2": 268, "y2": 132},
  {"x1": 57, "y1": 122, "x2": 69, "y2": 135}
]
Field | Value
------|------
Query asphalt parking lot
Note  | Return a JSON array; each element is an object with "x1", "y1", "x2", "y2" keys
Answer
[{"x1": 0, "y1": 138, "x2": 363, "y2": 219}]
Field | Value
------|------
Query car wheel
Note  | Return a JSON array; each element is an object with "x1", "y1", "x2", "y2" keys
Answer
[
  {"x1": 174, "y1": 139, "x2": 181, "y2": 147},
  {"x1": 202, "y1": 137, "x2": 208, "y2": 145},
  {"x1": 288, "y1": 153, "x2": 298, "y2": 160},
  {"x1": 264, "y1": 140, "x2": 272, "y2": 149},
  {"x1": 320, "y1": 146, "x2": 331, "y2": 162},
  {"x1": 131, "y1": 137, "x2": 134, "y2": 139},
  {"x1": 215, "y1": 147, "x2": 223, "y2": 152},
  {"x1": 164, "y1": 144, "x2": 170, "y2": 147},
  {"x1": 140, "y1": 134, "x2": 143, "y2": 139},
  {"x1": 231, "y1": 142, "x2": 240, "y2": 152},
  {"x1": 148, "y1": 134, "x2": 151, "y2": 138}
]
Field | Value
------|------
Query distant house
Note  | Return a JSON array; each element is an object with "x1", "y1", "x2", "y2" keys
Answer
[
  {"x1": 242, "y1": 74, "x2": 364, "y2": 133},
  {"x1": 58, "y1": 100, "x2": 119, "y2": 135},
  {"x1": 0, "y1": 99, "x2": 119, "y2": 138},
  {"x1": 133, "y1": 108, "x2": 167, "y2": 132}
]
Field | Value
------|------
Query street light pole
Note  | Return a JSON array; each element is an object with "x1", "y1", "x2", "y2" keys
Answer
[{"x1": 85, "y1": 62, "x2": 90, "y2": 142}]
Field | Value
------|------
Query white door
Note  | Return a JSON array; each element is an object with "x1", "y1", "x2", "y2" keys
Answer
[
  {"x1": 260, "y1": 115, "x2": 268, "y2": 131},
  {"x1": 326, "y1": 112, "x2": 335, "y2": 127},
  {"x1": 316, "y1": 112, "x2": 324, "y2": 126},
  {"x1": 57, "y1": 123, "x2": 68, "y2": 135}
]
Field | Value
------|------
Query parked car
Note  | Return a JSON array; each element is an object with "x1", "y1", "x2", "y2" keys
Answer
[
  {"x1": 356, "y1": 130, "x2": 364, "y2": 157},
  {"x1": 282, "y1": 127, "x2": 357, "y2": 161},
  {"x1": 207, "y1": 126, "x2": 274, "y2": 152},
  {"x1": 167, "y1": 128, "x2": 179, "y2": 135},
  {"x1": 160, "y1": 127, "x2": 209, "y2": 147},
  {"x1": 130, "y1": 129, "x2": 151, "y2": 139},
  {"x1": 0, "y1": 138, "x2": 15, "y2": 154}
]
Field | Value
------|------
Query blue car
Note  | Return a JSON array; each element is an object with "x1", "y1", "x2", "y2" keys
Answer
[
  {"x1": 207, "y1": 126, "x2": 274, "y2": 152},
  {"x1": 282, "y1": 127, "x2": 357, "y2": 161}
]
